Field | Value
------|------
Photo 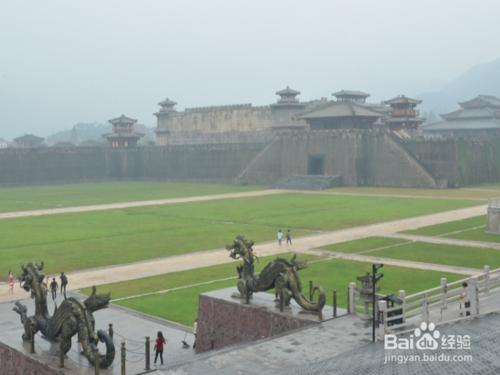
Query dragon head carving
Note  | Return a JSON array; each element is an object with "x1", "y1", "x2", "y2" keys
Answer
[
  {"x1": 226, "y1": 235, "x2": 257, "y2": 264},
  {"x1": 84, "y1": 286, "x2": 111, "y2": 313},
  {"x1": 18, "y1": 262, "x2": 45, "y2": 295}
]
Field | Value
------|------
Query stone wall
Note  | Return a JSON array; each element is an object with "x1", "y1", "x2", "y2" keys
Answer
[
  {"x1": 1, "y1": 132, "x2": 500, "y2": 188},
  {"x1": 156, "y1": 105, "x2": 273, "y2": 145},
  {"x1": 196, "y1": 289, "x2": 317, "y2": 353},
  {"x1": 0, "y1": 342, "x2": 63, "y2": 375},
  {"x1": 238, "y1": 130, "x2": 439, "y2": 188},
  {"x1": 0, "y1": 143, "x2": 267, "y2": 186}
]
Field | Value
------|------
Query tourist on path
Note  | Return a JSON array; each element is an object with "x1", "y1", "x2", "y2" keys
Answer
[
  {"x1": 193, "y1": 319, "x2": 198, "y2": 349},
  {"x1": 50, "y1": 278, "x2": 58, "y2": 301},
  {"x1": 277, "y1": 229, "x2": 283, "y2": 246},
  {"x1": 154, "y1": 331, "x2": 166, "y2": 366},
  {"x1": 7, "y1": 270, "x2": 15, "y2": 296},
  {"x1": 60, "y1": 272, "x2": 68, "y2": 299},
  {"x1": 286, "y1": 229, "x2": 292, "y2": 245}
]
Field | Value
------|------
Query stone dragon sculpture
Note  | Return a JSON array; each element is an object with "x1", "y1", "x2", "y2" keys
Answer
[
  {"x1": 13, "y1": 262, "x2": 115, "y2": 369},
  {"x1": 226, "y1": 236, "x2": 326, "y2": 314}
]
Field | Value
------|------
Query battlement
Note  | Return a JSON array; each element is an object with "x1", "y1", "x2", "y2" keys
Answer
[{"x1": 184, "y1": 103, "x2": 254, "y2": 112}]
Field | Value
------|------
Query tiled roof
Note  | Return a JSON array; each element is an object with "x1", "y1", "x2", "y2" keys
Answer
[
  {"x1": 276, "y1": 86, "x2": 300, "y2": 96},
  {"x1": 384, "y1": 95, "x2": 422, "y2": 105},
  {"x1": 301, "y1": 102, "x2": 383, "y2": 119},
  {"x1": 108, "y1": 114, "x2": 137, "y2": 125},
  {"x1": 459, "y1": 95, "x2": 500, "y2": 109},
  {"x1": 332, "y1": 90, "x2": 370, "y2": 98},
  {"x1": 423, "y1": 118, "x2": 500, "y2": 131}
]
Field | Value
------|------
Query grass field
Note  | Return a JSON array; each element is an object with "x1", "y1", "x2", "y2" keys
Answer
[
  {"x1": 0, "y1": 194, "x2": 478, "y2": 279},
  {"x1": 0, "y1": 181, "x2": 262, "y2": 212},
  {"x1": 83, "y1": 255, "x2": 462, "y2": 326},
  {"x1": 328, "y1": 186, "x2": 499, "y2": 200},
  {"x1": 403, "y1": 216, "x2": 500, "y2": 244},
  {"x1": 322, "y1": 236, "x2": 500, "y2": 269}
]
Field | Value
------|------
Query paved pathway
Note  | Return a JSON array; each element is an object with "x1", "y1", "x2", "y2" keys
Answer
[
  {"x1": 0, "y1": 189, "x2": 286, "y2": 220},
  {"x1": 387, "y1": 233, "x2": 500, "y2": 250},
  {"x1": 0, "y1": 204, "x2": 487, "y2": 303}
]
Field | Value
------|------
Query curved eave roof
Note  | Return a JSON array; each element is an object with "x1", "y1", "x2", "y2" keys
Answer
[{"x1": 301, "y1": 102, "x2": 383, "y2": 119}]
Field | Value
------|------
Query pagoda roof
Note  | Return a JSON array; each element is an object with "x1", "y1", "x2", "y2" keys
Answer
[
  {"x1": 108, "y1": 114, "x2": 137, "y2": 125},
  {"x1": 423, "y1": 118, "x2": 500, "y2": 131},
  {"x1": 441, "y1": 107, "x2": 499, "y2": 120},
  {"x1": 384, "y1": 95, "x2": 422, "y2": 105},
  {"x1": 276, "y1": 86, "x2": 300, "y2": 96},
  {"x1": 301, "y1": 102, "x2": 383, "y2": 119},
  {"x1": 459, "y1": 95, "x2": 500, "y2": 109},
  {"x1": 158, "y1": 98, "x2": 177, "y2": 107},
  {"x1": 13, "y1": 134, "x2": 44, "y2": 143},
  {"x1": 332, "y1": 90, "x2": 370, "y2": 98}
]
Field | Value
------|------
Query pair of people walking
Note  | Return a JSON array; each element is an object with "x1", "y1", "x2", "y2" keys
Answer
[
  {"x1": 49, "y1": 272, "x2": 69, "y2": 301},
  {"x1": 277, "y1": 229, "x2": 292, "y2": 246},
  {"x1": 7, "y1": 270, "x2": 15, "y2": 295}
]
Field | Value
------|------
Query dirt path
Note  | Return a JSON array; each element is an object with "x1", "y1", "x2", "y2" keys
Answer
[
  {"x1": 0, "y1": 204, "x2": 486, "y2": 303},
  {"x1": 0, "y1": 189, "x2": 286, "y2": 220},
  {"x1": 386, "y1": 233, "x2": 500, "y2": 250}
]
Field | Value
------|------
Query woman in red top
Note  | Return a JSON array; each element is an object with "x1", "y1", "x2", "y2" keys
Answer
[{"x1": 154, "y1": 331, "x2": 166, "y2": 365}]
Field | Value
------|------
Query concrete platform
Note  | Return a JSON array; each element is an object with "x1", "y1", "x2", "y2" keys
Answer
[{"x1": 0, "y1": 292, "x2": 196, "y2": 374}]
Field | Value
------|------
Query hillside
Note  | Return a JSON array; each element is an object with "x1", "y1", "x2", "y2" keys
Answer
[{"x1": 418, "y1": 58, "x2": 500, "y2": 118}]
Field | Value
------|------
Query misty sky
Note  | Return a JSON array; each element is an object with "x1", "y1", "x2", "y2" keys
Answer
[{"x1": 1, "y1": 0, "x2": 499, "y2": 139}]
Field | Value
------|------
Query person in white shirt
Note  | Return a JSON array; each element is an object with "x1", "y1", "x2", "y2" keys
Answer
[{"x1": 277, "y1": 229, "x2": 283, "y2": 246}]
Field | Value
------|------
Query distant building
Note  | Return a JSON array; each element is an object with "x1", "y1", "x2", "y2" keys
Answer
[
  {"x1": 423, "y1": 95, "x2": 500, "y2": 137},
  {"x1": 154, "y1": 88, "x2": 426, "y2": 143},
  {"x1": 103, "y1": 115, "x2": 144, "y2": 148},
  {"x1": 13, "y1": 134, "x2": 45, "y2": 148},
  {"x1": 0, "y1": 138, "x2": 9, "y2": 149},
  {"x1": 300, "y1": 90, "x2": 384, "y2": 130},
  {"x1": 384, "y1": 95, "x2": 425, "y2": 137}
]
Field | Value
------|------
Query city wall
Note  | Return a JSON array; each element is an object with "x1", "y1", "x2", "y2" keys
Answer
[{"x1": 0, "y1": 132, "x2": 499, "y2": 188}]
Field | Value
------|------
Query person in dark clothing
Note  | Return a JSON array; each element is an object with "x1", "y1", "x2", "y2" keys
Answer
[
  {"x1": 50, "y1": 278, "x2": 58, "y2": 300},
  {"x1": 154, "y1": 331, "x2": 166, "y2": 365},
  {"x1": 60, "y1": 272, "x2": 68, "y2": 298},
  {"x1": 286, "y1": 229, "x2": 292, "y2": 245}
]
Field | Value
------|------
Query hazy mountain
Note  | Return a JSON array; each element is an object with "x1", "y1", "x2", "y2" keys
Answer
[{"x1": 418, "y1": 58, "x2": 500, "y2": 118}]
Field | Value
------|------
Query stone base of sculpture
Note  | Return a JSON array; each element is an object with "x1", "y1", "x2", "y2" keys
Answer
[{"x1": 195, "y1": 287, "x2": 326, "y2": 353}]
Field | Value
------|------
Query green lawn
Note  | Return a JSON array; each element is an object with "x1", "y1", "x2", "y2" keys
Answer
[
  {"x1": 323, "y1": 237, "x2": 500, "y2": 270},
  {"x1": 0, "y1": 181, "x2": 262, "y2": 212},
  {"x1": 322, "y1": 237, "x2": 408, "y2": 253},
  {"x1": 0, "y1": 194, "x2": 478, "y2": 280},
  {"x1": 404, "y1": 216, "x2": 500, "y2": 244},
  {"x1": 328, "y1": 186, "x2": 499, "y2": 200},
  {"x1": 83, "y1": 255, "x2": 461, "y2": 326}
]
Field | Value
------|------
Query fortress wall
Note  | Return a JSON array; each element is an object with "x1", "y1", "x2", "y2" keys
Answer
[
  {"x1": 1, "y1": 133, "x2": 499, "y2": 188},
  {"x1": 401, "y1": 137, "x2": 500, "y2": 187},
  {"x1": 0, "y1": 143, "x2": 267, "y2": 186},
  {"x1": 157, "y1": 105, "x2": 273, "y2": 137},
  {"x1": 238, "y1": 130, "x2": 439, "y2": 188}
]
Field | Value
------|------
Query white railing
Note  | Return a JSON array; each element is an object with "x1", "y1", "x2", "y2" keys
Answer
[
  {"x1": 489, "y1": 198, "x2": 500, "y2": 209},
  {"x1": 347, "y1": 265, "x2": 500, "y2": 340}
]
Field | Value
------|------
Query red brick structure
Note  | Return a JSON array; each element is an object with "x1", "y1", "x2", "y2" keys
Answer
[{"x1": 195, "y1": 288, "x2": 321, "y2": 353}]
